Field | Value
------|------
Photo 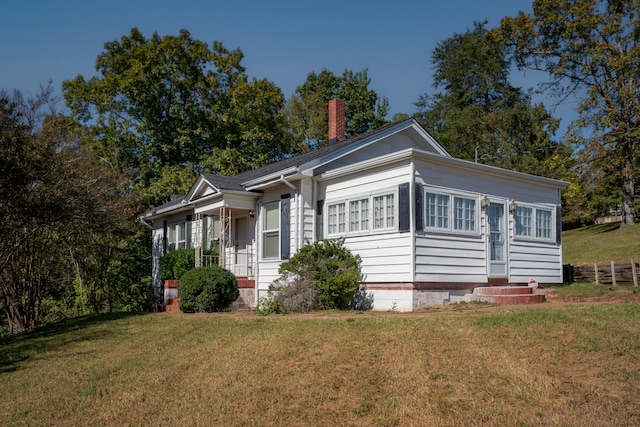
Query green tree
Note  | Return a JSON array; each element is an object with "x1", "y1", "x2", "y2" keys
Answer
[
  {"x1": 0, "y1": 87, "x2": 148, "y2": 333},
  {"x1": 416, "y1": 21, "x2": 562, "y2": 176},
  {"x1": 288, "y1": 69, "x2": 389, "y2": 149},
  {"x1": 63, "y1": 28, "x2": 296, "y2": 203},
  {"x1": 501, "y1": 0, "x2": 640, "y2": 226}
]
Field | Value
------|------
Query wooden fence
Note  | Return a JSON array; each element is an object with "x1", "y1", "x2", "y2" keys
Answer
[{"x1": 565, "y1": 259, "x2": 639, "y2": 286}]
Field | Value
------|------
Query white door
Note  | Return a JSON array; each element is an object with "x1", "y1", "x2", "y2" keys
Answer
[
  {"x1": 487, "y1": 202, "x2": 507, "y2": 277},
  {"x1": 234, "y1": 217, "x2": 248, "y2": 276}
]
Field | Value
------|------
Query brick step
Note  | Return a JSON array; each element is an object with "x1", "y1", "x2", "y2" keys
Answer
[
  {"x1": 465, "y1": 286, "x2": 545, "y2": 305},
  {"x1": 473, "y1": 286, "x2": 536, "y2": 296}
]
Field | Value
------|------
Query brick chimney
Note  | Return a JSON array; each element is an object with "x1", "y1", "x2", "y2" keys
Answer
[{"x1": 328, "y1": 98, "x2": 345, "y2": 143}]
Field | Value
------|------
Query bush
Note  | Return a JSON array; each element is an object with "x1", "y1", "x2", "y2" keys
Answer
[
  {"x1": 260, "y1": 238, "x2": 362, "y2": 313},
  {"x1": 159, "y1": 248, "x2": 217, "y2": 280},
  {"x1": 159, "y1": 248, "x2": 194, "y2": 280},
  {"x1": 177, "y1": 265, "x2": 239, "y2": 313}
]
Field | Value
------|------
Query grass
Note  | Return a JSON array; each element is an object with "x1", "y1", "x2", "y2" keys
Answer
[
  {"x1": 551, "y1": 282, "x2": 639, "y2": 298},
  {"x1": 563, "y1": 222, "x2": 640, "y2": 265},
  {"x1": 2, "y1": 305, "x2": 640, "y2": 426}
]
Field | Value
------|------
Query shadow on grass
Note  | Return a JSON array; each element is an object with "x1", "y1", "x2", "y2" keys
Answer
[{"x1": 0, "y1": 312, "x2": 146, "y2": 373}]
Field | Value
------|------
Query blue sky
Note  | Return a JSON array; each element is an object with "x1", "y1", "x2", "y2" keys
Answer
[{"x1": 1, "y1": 1, "x2": 574, "y2": 130}]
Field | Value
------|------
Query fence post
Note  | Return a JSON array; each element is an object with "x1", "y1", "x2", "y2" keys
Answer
[
  {"x1": 594, "y1": 263, "x2": 599, "y2": 285},
  {"x1": 632, "y1": 258, "x2": 638, "y2": 287},
  {"x1": 611, "y1": 261, "x2": 616, "y2": 286}
]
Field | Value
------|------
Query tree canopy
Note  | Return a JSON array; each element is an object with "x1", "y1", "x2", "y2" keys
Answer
[
  {"x1": 287, "y1": 69, "x2": 389, "y2": 149},
  {"x1": 501, "y1": 0, "x2": 640, "y2": 226},
  {"x1": 415, "y1": 21, "x2": 562, "y2": 176},
  {"x1": 63, "y1": 28, "x2": 298, "y2": 204},
  {"x1": 0, "y1": 87, "x2": 149, "y2": 333}
]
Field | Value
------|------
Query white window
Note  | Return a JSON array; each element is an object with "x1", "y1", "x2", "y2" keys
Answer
[
  {"x1": 515, "y1": 206, "x2": 533, "y2": 237},
  {"x1": 349, "y1": 199, "x2": 369, "y2": 232},
  {"x1": 373, "y1": 194, "x2": 395, "y2": 230},
  {"x1": 425, "y1": 191, "x2": 477, "y2": 233},
  {"x1": 168, "y1": 220, "x2": 187, "y2": 251},
  {"x1": 453, "y1": 196, "x2": 476, "y2": 232},
  {"x1": 514, "y1": 204, "x2": 554, "y2": 241},
  {"x1": 426, "y1": 192, "x2": 449, "y2": 229},
  {"x1": 328, "y1": 202, "x2": 346, "y2": 235},
  {"x1": 263, "y1": 201, "x2": 279, "y2": 258},
  {"x1": 536, "y1": 209, "x2": 553, "y2": 239}
]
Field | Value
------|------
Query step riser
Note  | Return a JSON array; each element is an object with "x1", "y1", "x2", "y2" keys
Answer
[{"x1": 471, "y1": 294, "x2": 545, "y2": 304}]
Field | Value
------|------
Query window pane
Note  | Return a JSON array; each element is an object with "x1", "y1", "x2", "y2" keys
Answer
[
  {"x1": 361, "y1": 199, "x2": 369, "y2": 231},
  {"x1": 453, "y1": 197, "x2": 475, "y2": 231},
  {"x1": 349, "y1": 201, "x2": 360, "y2": 232},
  {"x1": 263, "y1": 231, "x2": 279, "y2": 258},
  {"x1": 536, "y1": 209, "x2": 552, "y2": 239},
  {"x1": 328, "y1": 204, "x2": 337, "y2": 234},
  {"x1": 515, "y1": 206, "x2": 532, "y2": 237},
  {"x1": 426, "y1": 193, "x2": 449, "y2": 229},
  {"x1": 264, "y1": 202, "x2": 279, "y2": 230},
  {"x1": 338, "y1": 203, "x2": 346, "y2": 233},
  {"x1": 374, "y1": 196, "x2": 384, "y2": 229},
  {"x1": 386, "y1": 195, "x2": 395, "y2": 228}
]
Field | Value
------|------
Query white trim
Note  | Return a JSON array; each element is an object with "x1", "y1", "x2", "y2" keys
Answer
[
  {"x1": 324, "y1": 187, "x2": 398, "y2": 238},
  {"x1": 512, "y1": 202, "x2": 557, "y2": 243},
  {"x1": 422, "y1": 186, "x2": 481, "y2": 237}
]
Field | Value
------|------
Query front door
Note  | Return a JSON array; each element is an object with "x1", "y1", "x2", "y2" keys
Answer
[
  {"x1": 234, "y1": 217, "x2": 248, "y2": 276},
  {"x1": 487, "y1": 202, "x2": 507, "y2": 278}
]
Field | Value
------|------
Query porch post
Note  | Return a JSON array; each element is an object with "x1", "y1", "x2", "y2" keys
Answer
[
  {"x1": 195, "y1": 213, "x2": 202, "y2": 268},
  {"x1": 220, "y1": 206, "x2": 232, "y2": 270}
]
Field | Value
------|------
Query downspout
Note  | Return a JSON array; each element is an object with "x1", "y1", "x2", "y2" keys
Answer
[
  {"x1": 138, "y1": 216, "x2": 153, "y2": 229},
  {"x1": 254, "y1": 195, "x2": 263, "y2": 308},
  {"x1": 410, "y1": 160, "x2": 416, "y2": 310}
]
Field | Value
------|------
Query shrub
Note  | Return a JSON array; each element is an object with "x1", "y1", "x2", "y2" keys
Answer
[
  {"x1": 177, "y1": 265, "x2": 239, "y2": 313},
  {"x1": 159, "y1": 248, "x2": 217, "y2": 280},
  {"x1": 159, "y1": 248, "x2": 194, "y2": 280},
  {"x1": 261, "y1": 238, "x2": 362, "y2": 313}
]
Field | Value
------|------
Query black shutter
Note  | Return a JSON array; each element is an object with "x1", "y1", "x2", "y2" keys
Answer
[
  {"x1": 186, "y1": 215, "x2": 192, "y2": 248},
  {"x1": 163, "y1": 220, "x2": 168, "y2": 253},
  {"x1": 316, "y1": 199, "x2": 324, "y2": 241},
  {"x1": 556, "y1": 205, "x2": 562, "y2": 246},
  {"x1": 281, "y1": 194, "x2": 291, "y2": 259},
  {"x1": 201, "y1": 214, "x2": 208, "y2": 249},
  {"x1": 398, "y1": 183, "x2": 410, "y2": 232},
  {"x1": 415, "y1": 184, "x2": 423, "y2": 231}
]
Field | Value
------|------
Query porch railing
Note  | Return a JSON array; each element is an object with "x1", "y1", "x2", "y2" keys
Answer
[{"x1": 202, "y1": 249, "x2": 254, "y2": 278}]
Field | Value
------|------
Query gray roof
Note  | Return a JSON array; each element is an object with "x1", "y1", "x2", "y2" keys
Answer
[
  {"x1": 145, "y1": 118, "x2": 416, "y2": 217},
  {"x1": 204, "y1": 118, "x2": 415, "y2": 190}
]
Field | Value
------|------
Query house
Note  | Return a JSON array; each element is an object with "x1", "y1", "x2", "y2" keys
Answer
[{"x1": 142, "y1": 99, "x2": 569, "y2": 311}]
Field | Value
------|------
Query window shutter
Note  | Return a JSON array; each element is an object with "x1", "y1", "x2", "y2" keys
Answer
[
  {"x1": 556, "y1": 205, "x2": 562, "y2": 246},
  {"x1": 415, "y1": 184, "x2": 423, "y2": 231},
  {"x1": 163, "y1": 220, "x2": 168, "y2": 253},
  {"x1": 281, "y1": 194, "x2": 291, "y2": 259},
  {"x1": 316, "y1": 199, "x2": 324, "y2": 240},
  {"x1": 186, "y1": 215, "x2": 192, "y2": 248},
  {"x1": 201, "y1": 214, "x2": 208, "y2": 249},
  {"x1": 398, "y1": 183, "x2": 410, "y2": 232}
]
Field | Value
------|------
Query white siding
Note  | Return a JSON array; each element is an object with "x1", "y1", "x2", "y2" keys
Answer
[
  {"x1": 300, "y1": 177, "x2": 314, "y2": 244},
  {"x1": 319, "y1": 161, "x2": 414, "y2": 283},
  {"x1": 414, "y1": 157, "x2": 563, "y2": 285},
  {"x1": 415, "y1": 233, "x2": 487, "y2": 283}
]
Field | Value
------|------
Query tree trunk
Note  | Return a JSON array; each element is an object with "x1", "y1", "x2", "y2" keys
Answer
[{"x1": 621, "y1": 155, "x2": 636, "y2": 227}]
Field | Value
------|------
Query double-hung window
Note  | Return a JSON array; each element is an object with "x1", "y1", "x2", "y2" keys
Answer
[
  {"x1": 349, "y1": 199, "x2": 369, "y2": 232},
  {"x1": 263, "y1": 201, "x2": 279, "y2": 258},
  {"x1": 168, "y1": 220, "x2": 187, "y2": 251},
  {"x1": 373, "y1": 194, "x2": 395, "y2": 230},
  {"x1": 426, "y1": 193, "x2": 449, "y2": 229},
  {"x1": 514, "y1": 205, "x2": 554, "y2": 241},
  {"x1": 453, "y1": 196, "x2": 476, "y2": 232},
  {"x1": 328, "y1": 202, "x2": 346, "y2": 235},
  {"x1": 425, "y1": 190, "x2": 477, "y2": 234}
]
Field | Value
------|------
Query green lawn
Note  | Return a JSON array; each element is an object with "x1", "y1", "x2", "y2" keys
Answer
[
  {"x1": 2, "y1": 305, "x2": 640, "y2": 426},
  {"x1": 563, "y1": 222, "x2": 640, "y2": 265}
]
